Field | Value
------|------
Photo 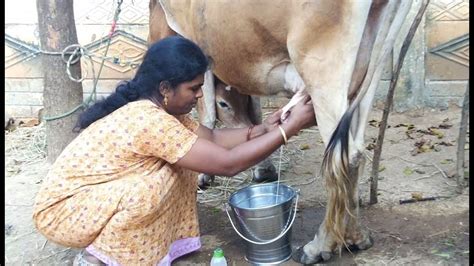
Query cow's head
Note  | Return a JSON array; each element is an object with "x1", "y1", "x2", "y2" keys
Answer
[{"x1": 214, "y1": 81, "x2": 260, "y2": 127}]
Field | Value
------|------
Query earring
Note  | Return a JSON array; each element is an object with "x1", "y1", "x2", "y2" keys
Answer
[{"x1": 164, "y1": 95, "x2": 168, "y2": 106}]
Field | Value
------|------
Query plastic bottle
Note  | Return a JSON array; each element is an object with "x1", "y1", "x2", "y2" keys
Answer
[{"x1": 210, "y1": 248, "x2": 228, "y2": 266}]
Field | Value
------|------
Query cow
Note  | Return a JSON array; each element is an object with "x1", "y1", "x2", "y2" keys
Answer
[
  {"x1": 148, "y1": 4, "x2": 279, "y2": 187},
  {"x1": 148, "y1": 0, "x2": 413, "y2": 264}
]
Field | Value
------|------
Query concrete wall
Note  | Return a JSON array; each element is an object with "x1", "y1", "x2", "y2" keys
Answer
[
  {"x1": 377, "y1": 0, "x2": 470, "y2": 112},
  {"x1": 4, "y1": 0, "x2": 470, "y2": 118}
]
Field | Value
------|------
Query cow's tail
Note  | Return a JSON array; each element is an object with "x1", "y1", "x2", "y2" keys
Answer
[
  {"x1": 321, "y1": 108, "x2": 357, "y2": 248},
  {"x1": 321, "y1": 63, "x2": 380, "y2": 248},
  {"x1": 320, "y1": 0, "x2": 412, "y2": 247}
]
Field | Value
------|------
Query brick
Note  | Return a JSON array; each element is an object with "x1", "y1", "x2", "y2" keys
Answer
[
  {"x1": 5, "y1": 78, "x2": 44, "y2": 92},
  {"x1": 6, "y1": 92, "x2": 43, "y2": 105}
]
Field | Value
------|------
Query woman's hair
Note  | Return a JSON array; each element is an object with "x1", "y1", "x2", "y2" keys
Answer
[{"x1": 74, "y1": 36, "x2": 209, "y2": 130}]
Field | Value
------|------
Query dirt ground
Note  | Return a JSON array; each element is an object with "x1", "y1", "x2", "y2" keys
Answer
[{"x1": 5, "y1": 106, "x2": 470, "y2": 265}]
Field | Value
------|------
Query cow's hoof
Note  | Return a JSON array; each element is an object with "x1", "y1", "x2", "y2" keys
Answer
[
  {"x1": 347, "y1": 234, "x2": 374, "y2": 252},
  {"x1": 292, "y1": 246, "x2": 332, "y2": 265},
  {"x1": 198, "y1": 174, "x2": 214, "y2": 189},
  {"x1": 251, "y1": 165, "x2": 277, "y2": 183}
]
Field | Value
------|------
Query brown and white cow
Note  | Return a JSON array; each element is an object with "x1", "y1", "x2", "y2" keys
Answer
[
  {"x1": 148, "y1": 7, "x2": 279, "y2": 187},
  {"x1": 149, "y1": 0, "x2": 412, "y2": 263}
]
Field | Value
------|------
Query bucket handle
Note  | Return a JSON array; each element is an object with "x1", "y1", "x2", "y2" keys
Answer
[{"x1": 225, "y1": 192, "x2": 299, "y2": 245}]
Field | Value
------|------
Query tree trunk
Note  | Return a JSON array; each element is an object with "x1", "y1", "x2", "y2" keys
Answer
[
  {"x1": 36, "y1": 0, "x2": 83, "y2": 163},
  {"x1": 456, "y1": 81, "x2": 469, "y2": 194}
]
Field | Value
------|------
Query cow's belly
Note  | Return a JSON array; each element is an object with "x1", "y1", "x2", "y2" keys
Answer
[
  {"x1": 212, "y1": 59, "x2": 302, "y2": 97},
  {"x1": 210, "y1": 58, "x2": 305, "y2": 99}
]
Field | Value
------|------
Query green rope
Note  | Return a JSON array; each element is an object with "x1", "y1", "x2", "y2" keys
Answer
[{"x1": 43, "y1": 0, "x2": 124, "y2": 122}]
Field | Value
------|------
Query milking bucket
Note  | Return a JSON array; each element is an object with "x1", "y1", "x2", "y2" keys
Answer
[{"x1": 226, "y1": 183, "x2": 299, "y2": 264}]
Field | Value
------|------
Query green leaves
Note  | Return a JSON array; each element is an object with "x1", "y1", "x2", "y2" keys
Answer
[{"x1": 403, "y1": 167, "x2": 414, "y2": 176}]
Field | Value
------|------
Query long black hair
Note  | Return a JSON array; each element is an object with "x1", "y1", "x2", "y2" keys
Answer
[{"x1": 74, "y1": 36, "x2": 209, "y2": 130}]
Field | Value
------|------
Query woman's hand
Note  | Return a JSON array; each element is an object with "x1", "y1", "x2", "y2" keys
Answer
[
  {"x1": 262, "y1": 109, "x2": 284, "y2": 133},
  {"x1": 282, "y1": 95, "x2": 317, "y2": 136}
]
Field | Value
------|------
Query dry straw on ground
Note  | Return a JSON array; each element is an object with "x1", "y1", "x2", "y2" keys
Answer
[{"x1": 5, "y1": 124, "x2": 48, "y2": 177}]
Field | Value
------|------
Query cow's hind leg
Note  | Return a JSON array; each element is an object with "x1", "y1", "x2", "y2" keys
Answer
[
  {"x1": 344, "y1": 152, "x2": 373, "y2": 252},
  {"x1": 287, "y1": 2, "x2": 374, "y2": 263}
]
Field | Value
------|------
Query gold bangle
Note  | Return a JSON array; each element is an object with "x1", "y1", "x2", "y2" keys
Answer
[{"x1": 278, "y1": 125, "x2": 288, "y2": 145}]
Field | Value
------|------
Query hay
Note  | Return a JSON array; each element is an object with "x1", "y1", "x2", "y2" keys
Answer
[{"x1": 5, "y1": 124, "x2": 47, "y2": 177}]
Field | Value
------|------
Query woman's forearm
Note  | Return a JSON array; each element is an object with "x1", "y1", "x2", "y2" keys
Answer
[{"x1": 210, "y1": 124, "x2": 267, "y2": 149}]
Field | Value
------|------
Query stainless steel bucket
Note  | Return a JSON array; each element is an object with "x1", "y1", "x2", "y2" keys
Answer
[{"x1": 226, "y1": 183, "x2": 298, "y2": 265}]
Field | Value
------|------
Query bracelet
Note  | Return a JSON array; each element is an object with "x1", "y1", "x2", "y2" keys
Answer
[
  {"x1": 278, "y1": 125, "x2": 288, "y2": 145},
  {"x1": 247, "y1": 125, "x2": 255, "y2": 141}
]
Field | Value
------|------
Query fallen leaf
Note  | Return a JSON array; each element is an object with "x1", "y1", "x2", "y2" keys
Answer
[
  {"x1": 438, "y1": 121, "x2": 453, "y2": 129},
  {"x1": 368, "y1": 119, "x2": 380, "y2": 127},
  {"x1": 299, "y1": 144, "x2": 310, "y2": 150},
  {"x1": 366, "y1": 138, "x2": 376, "y2": 150},
  {"x1": 428, "y1": 127, "x2": 444, "y2": 139},
  {"x1": 411, "y1": 192, "x2": 423, "y2": 200},
  {"x1": 394, "y1": 123, "x2": 415, "y2": 130},
  {"x1": 420, "y1": 144, "x2": 432, "y2": 152},
  {"x1": 378, "y1": 165, "x2": 386, "y2": 172},
  {"x1": 403, "y1": 167, "x2": 414, "y2": 176},
  {"x1": 406, "y1": 130, "x2": 415, "y2": 139},
  {"x1": 411, "y1": 139, "x2": 434, "y2": 155},
  {"x1": 366, "y1": 143, "x2": 376, "y2": 151},
  {"x1": 437, "y1": 141, "x2": 454, "y2": 146},
  {"x1": 440, "y1": 159, "x2": 454, "y2": 164}
]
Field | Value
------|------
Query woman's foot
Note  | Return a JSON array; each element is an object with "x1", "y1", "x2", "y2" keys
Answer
[{"x1": 73, "y1": 250, "x2": 105, "y2": 266}]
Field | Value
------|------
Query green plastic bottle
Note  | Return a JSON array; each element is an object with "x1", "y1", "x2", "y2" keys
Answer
[{"x1": 210, "y1": 248, "x2": 228, "y2": 266}]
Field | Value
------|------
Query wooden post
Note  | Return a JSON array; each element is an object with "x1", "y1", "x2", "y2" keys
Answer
[
  {"x1": 369, "y1": 0, "x2": 430, "y2": 204},
  {"x1": 456, "y1": 81, "x2": 469, "y2": 194},
  {"x1": 36, "y1": 0, "x2": 84, "y2": 163}
]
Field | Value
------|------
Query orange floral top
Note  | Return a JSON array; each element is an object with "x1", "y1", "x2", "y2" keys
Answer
[{"x1": 33, "y1": 99, "x2": 202, "y2": 264}]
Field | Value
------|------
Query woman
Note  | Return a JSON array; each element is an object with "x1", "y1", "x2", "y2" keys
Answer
[{"x1": 33, "y1": 36, "x2": 316, "y2": 265}]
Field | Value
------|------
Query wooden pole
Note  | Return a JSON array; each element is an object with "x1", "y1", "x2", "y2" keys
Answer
[
  {"x1": 456, "y1": 81, "x2": 469, "y2": 194},
  {"x1": 36, "y1": 0, "x2": 84, "y2": 163},
  {"x1": 369, "y1": 0, "x2": 431, "y2": 204}
]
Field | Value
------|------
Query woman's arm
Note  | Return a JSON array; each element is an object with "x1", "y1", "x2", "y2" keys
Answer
[
  {"x1": 195, "y1": 109, "x2": 283, "y2": 149},
  {"x1": 174, "y1": 96, "x2": 315, "y2": 176}
]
